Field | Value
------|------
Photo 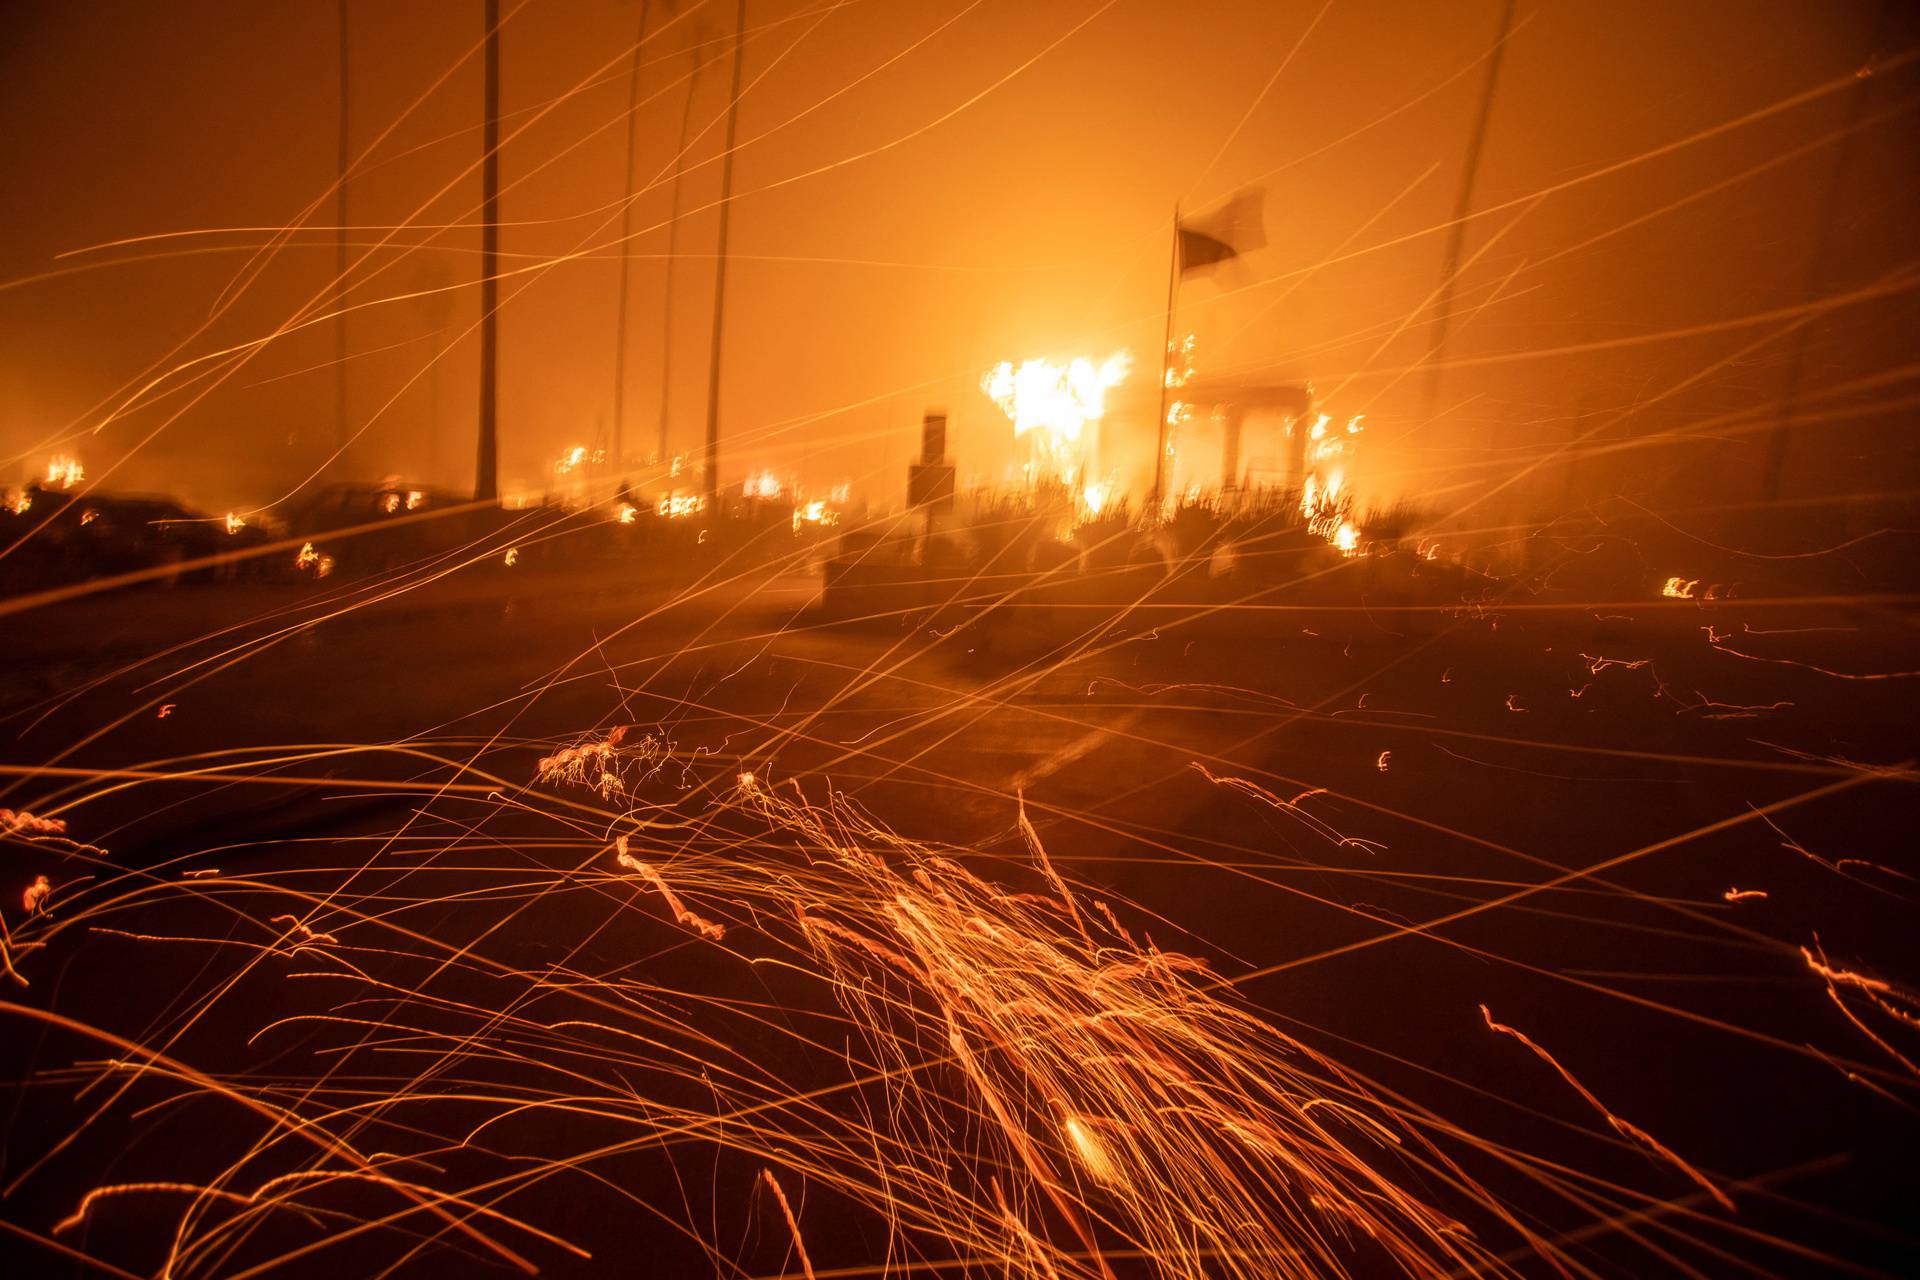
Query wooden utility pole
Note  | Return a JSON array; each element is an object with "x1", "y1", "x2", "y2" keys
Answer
[
  {"x1": 1149, "y1": 207, "x2": 1180, "y2": 511},
  {"x1": 335, "y1": 0, "x2": 351, "y2": 458},
  {"x1": 1420, "y1": 0, "x2": 1515, "y2": 426},
  {"x1": 702, "y1": 0, "x2": 746, "y2": 508},
  {"x1": 657, "y1": 41, "x2": 703, "y2": 467},
  {"x1": 475, "y1": 0, "x2": 501, "y2": 501},
  {"x1": 1762, "y1": 1, "x2": 1891, "y2": 506},
  {"x1": 609, "y1": 1, "x2": 653, "y2": 471}
]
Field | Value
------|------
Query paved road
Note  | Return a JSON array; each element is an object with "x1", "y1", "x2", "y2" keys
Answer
[{"x1": 3, "y1": 561, "x2": 1916, "y2": 1277}]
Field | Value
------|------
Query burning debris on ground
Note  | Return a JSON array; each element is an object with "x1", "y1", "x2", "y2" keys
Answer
[{"x1": 4, "y1": 3, "x2": 1920, "y2": 1279}]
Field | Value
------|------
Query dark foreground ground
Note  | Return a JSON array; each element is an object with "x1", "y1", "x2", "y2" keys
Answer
[{"x1": 2, "y1": 552, "x2": 1917, "y2": 1278}]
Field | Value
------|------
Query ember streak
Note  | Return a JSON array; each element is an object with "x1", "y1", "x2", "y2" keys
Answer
[{"x1": 3, "y1": 2, "x2": 1920, "y2": 1277}]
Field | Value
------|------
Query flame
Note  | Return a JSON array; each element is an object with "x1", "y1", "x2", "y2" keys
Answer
[
  {"x1": 405, "y1": 489, "x2": 425, "y2": 511},
  {"x1": 1155, "y1": 335, "x2": 1199, "y2": 500},
  {"x1": 294, "y1": 542, "x2": 334, "y2": 578},
  {"x1": 224, "y1": 512, "x2": 245, "y2": 535},
  {"x1": 744, "y1": 470, "x2": 783, "y2": 500},
  {"x1": 1164, "y1": 333, "x2": 1196, "y2": 390},
  {"x1": 7, "y1": 488, "x2": 33, "y2": 515},
  {"x1": 503, "y1": 547, "x2": 519, "y2": 566},
  {"x1": 615, "y1": 502, "x2": 638, "y2": 524},
  {"x1": 984, "y1": 353, "x2": 1131, "y2": 441},
  {"x1": 45, "y1": 456, "x2": 84, "y2": 489},
  {"x1": 1081, "y1": 478, "x2": 1115, "y2": 517},
  {"x1": 554, "y1": 445, "x2": 590, "y2": 476},
  {"x1": 983, "y1": 351, "x2": 1131, "y2": 489},
  {"x1": 657, "y1": 494, "x2": 705, "y2": 520},
  {"x1": 1662, "y1": 576, "x2": 1700, "y2": 599},
  {"x1": 791, "y1": 499, "x2": 838, "y2": 532},
  {"x1": 1301, "y1": 413, "x2": 1366, "y2": 556}
]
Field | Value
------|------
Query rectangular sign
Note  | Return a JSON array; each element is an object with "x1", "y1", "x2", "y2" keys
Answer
[{"x1": 907, "y1": 462, "x2": 955, "y2": 510}]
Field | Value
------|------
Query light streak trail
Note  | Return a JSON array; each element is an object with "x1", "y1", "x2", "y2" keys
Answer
[
  {"x1": 1479, "y1": 1005, "x2": 1735, "y2": 1212},
  {"x1": 3, "y1": 13, "x2": 1917, "y2": 1280}
]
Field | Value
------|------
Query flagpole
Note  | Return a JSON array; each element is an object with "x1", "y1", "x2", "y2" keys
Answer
[
  {"x1": 334, "y1": 0, "x2": 350, "y2": 462},
  {"x1": 609, "y1": 0, "x2": 652, "y2": 474},
  {"x1": 474, "y1": 0, "x2": 500, "y2": 503},
  {"x1": 1150, "y1": 205, "x2": 1179, "y2": 513},
  {"x1": 703, "y1": 0, "x2": 747, "y2": 512}
]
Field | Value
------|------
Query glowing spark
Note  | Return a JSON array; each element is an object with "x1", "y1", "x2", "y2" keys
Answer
[
  {"x1": 269, "y1": 915, "x2": 338, "y2": 949},
  {"x1": 759, "y1": 1169, "x2": 817, "y2": 1280},
  {"x1": 1481, "y1": 1005, "x2": 1734, "y2": 1211},
  {"x1": 157, "y1": 704, "x2": 175, "y2": 719},
  {"x1": 1194, "y1": 764, "x2": 1385, "y2": 853},
  {"x1": 1704, "y1": 631, "x2": 1920, "y2": 682},
  {"x1": 1801, "y1": 946, "x2": 1891, "y2": 995},
  {"x1": 1, "y1": 809, "x2": 67, "y2": 837},
  {"x1": 1724, "y1": 888, "x2": 1767, "y2": 902},
  {"x1": 1376, "y1": 751, "x2": 1392, "y2": 772},
  {"x1": 1582, "y1": 652, "x2": 1650, "y2": 674},
  {"x1": 1062, "y1": 1116, "x2": 1118, "y2": 1186},
  {"x1": 1803, "y1": 942, "x2": 1920, "y2": 1074},
  {"x1": 537, "y1": 727, "x2": 633, "y2": 799},
  {"x1": 612, "y1": 836, "x2": 724, "y2": 941},
  {"x1": 22, "y1": 876, "x2": 52, "y2": 913}
]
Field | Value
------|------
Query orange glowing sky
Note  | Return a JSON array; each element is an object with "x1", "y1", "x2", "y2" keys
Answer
[{"x1": 2, "y1": 0, "x2": 1915, "y2": 525}]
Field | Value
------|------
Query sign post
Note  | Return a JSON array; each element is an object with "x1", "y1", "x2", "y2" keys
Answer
[{"x1": 907, "y1": 410, "x2": 956, "y2": 554}]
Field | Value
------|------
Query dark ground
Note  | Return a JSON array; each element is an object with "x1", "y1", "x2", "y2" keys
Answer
[{"x1": 2, "y1": 552, "x2": 1917, "y2": 1278}]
